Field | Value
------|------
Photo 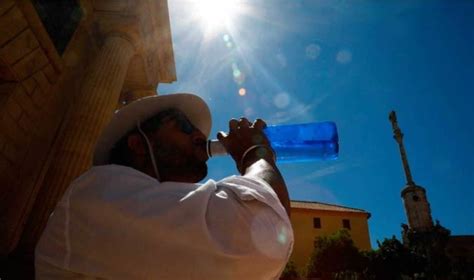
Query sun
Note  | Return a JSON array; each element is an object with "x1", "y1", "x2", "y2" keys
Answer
[{"x1": 192, "y1": 0, "x2": 242, "y2": 32}]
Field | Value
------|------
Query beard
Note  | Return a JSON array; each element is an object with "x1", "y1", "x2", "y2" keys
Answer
[{"x1": 152, "y1": 144, "x2": 208, "y2": 182}]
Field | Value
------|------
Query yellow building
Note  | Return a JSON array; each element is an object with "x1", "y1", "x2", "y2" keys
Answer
[
  {"x1": 289, "y1": 200, "x2": 372, "y2": 270},
  {"x1": 0, "y1": 0, "x2": 175, "y2": 277}
]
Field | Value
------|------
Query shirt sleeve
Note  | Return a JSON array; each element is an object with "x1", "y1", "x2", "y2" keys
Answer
[{"x1": 206, "y1": 175, "x2": 294, "y2": 264}]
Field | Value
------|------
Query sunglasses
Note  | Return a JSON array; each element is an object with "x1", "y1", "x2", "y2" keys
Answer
[
  {"x1": 141, "y1": 109, "x2": 196, "y2": 135},
  {"x1": 172, "y1": 112, "x2": 196, "y2": 135}
]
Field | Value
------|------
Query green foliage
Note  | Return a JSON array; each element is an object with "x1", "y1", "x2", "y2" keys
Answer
[
  {"x1": 402, "y1": 221, "x2": 452, "y2": 279},
  {"x1": 280, "y1": 260, "x2": 300, "y2": 280},
  {"x1": 305, "y1": 229, "x2": 366, "y2": 280},
  {"x1": 364, "y1": 236, "x2": 423, "y2": 279},
  {"x1": 302, "y1": 222, "x2": 472, "y2": 280}
]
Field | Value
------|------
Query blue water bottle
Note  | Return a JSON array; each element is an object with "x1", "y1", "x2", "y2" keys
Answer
[{"x1": 207, "y1": 122, "x2": 339, "y2": 163}]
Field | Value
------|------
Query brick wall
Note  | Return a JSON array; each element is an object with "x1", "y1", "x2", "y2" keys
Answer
[{"x1": 0, "y1": 1, "x2": 63, "y2": 256}]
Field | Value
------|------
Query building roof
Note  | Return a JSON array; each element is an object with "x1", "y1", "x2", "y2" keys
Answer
[{"x1": 291, "y1": 200, "x2": 371, "y2": 218}]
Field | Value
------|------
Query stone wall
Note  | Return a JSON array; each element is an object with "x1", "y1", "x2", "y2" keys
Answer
[
  {"x1": 0, "y1": 0, "x2": 176, "y2": 267},
  {"x1": 0, "y1": 0, "x2": 67, "y2": 256}
]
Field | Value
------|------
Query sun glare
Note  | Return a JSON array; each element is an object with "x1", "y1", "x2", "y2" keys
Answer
[{"x1": 194, "y1": 0, "x2": 241, "y2": 32}]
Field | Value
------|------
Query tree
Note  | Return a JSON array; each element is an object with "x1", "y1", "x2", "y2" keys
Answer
[
  {"x1": 305, "y1": 229, "x2": 366, "y2": 280},
  {"x1": 280, "y1": 260, "x2": 300, "y2": 280},
  {"x1": 364, "y1": 236, "x2": 423, "y2": 280},
  {"x1": 301, "y1": 221, "x2": 471, "y2": 279},
  {"x1": 402, "y1": 221, "x2": 452, "y2": 279}
]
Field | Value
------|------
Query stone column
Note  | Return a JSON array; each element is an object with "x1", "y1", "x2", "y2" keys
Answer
[{"x1": 17, "y1": 34, "x2": 135, "y2": 251}]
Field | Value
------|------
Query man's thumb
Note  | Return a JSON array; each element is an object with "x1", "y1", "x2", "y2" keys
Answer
[{"x1": 216, "y1": 131, "x2": 227, "y2": 142}]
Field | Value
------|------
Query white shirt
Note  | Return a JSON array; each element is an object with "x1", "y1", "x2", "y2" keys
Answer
[{"x1": 35, "y1": 165, "x2": 293, "y2": 279}]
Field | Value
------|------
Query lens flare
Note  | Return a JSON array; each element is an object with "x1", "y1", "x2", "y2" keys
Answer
[
  {"x1": 193, "y1": 0, "x2": 242, "y2": 32},
  {"x1": 274, "y1": 92, "x2": 291, "y2": 109},
  {"x1": 306, "y1": 44, "x2": 321, "y2": 60},
  {"x1": 336, "y1": 49, "x2": 352, "y2": 64},
  {"x1": 244, "y1": 107, "x2": 253, "y2": 117},
  {"x1": 250, "y1": 213, "x2": 292, "y2": 258}
]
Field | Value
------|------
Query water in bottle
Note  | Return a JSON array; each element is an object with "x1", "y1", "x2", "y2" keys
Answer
[{"x1": 207, "y1": 121, "x2": 339, "y2": 163}]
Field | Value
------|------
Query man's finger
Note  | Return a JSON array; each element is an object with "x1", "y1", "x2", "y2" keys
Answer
[
  {"x1": 239, "y1": 117, "x2": 251, "y2": 128},
  {"x1": 229, "y1": 119, "x2": 238, "y2": 131},
  {"x1": 254, "y1": 119, "x2": 267, "y2": 130}
]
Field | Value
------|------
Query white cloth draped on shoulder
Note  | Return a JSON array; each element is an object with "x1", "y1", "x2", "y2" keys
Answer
[{"x1": 35, "y1": 165, "x2": 294, "y2": 280}]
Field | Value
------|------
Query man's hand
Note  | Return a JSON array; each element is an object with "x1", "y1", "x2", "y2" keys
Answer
[
  {"x1": 217, "y1": 118, "x2": 291, "y2": 217},
  {"x1": 217, "y1": 118, "x2": 274, "y2": 173}
]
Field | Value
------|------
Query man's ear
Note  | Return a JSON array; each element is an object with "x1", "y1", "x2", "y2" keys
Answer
[{"x1": 127, "y1": 134, "x2": 147, "y2": 155}]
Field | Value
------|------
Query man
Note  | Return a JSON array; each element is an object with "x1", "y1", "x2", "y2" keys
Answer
[{"x1": 35, "y1": 93, "x2": 294, "y2": 279}]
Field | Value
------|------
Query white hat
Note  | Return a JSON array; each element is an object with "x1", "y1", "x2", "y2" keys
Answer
[{"x1": 93, "y1": 93, "x2": 211, "y2": 166}]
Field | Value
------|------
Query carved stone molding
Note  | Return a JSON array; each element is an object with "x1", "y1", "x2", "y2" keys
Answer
[{"x1": 91, "y1": 0, "x2": 176, "y2": 90}]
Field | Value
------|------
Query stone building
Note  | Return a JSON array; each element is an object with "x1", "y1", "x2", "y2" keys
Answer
[
  {"x1": 289, "y1": 200, "x2": 371, "y2": 270},
  {"x1": 0, "y1": 0, "x2": 175, "y2": 277}
]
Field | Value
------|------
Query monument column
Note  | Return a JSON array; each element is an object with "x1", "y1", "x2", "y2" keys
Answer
[
  {"x1": 17, "y1": 33, "x2": 136, "y2": 251},
  {"x1": 389, "y1": 111, "x2": 433, "y2": 231}
]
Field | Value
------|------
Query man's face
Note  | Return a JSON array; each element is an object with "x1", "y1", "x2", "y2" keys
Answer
[{"x1": 148, "y1": 110, "x2": 209, "y2": 182}]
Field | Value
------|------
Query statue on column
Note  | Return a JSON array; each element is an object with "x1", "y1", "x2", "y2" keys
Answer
[{"x1": 389, "y1": 111, "x2": 433, "y2": 231}]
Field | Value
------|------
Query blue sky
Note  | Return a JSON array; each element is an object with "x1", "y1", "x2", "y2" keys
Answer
[{"x1": 159, "y1": 0, "x2": 474, "y2": 247}]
